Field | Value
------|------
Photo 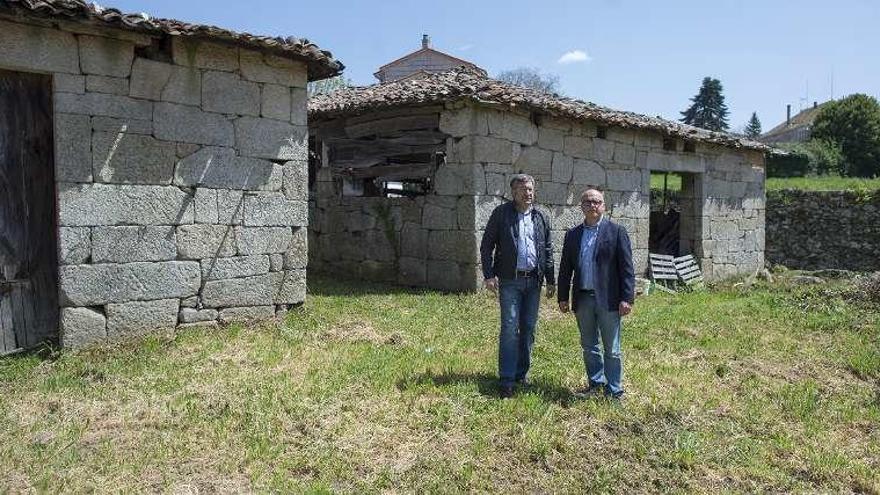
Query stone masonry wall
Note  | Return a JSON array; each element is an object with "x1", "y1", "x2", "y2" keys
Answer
[
  {"x1": 309, "y1": 157, "x2": 480, "y2": 292},
  {"x1": 766, "y1": 190, "x2": 880, "y2": 271},
  {"x1": 439, "y1": 101, "x2": 765, "y2": 281},
  {"x1": 0, "y1": 18, "x2": 309, "y2": 348}
]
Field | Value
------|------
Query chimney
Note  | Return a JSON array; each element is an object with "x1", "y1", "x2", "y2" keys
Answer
[
  {"x1": 813, "y1": 101, "x2": 818, "y2": 109},
  {"x1": 786, "y1": 104, "x2": 791, "y2": 126},
  {"x1": 422, "y1": 34, "x2": 430, "y2": 49}
]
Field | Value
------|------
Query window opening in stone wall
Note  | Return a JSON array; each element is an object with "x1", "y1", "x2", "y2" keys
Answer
[
  {"x1": 133, "y1": 36, "x2": 174, "y2": 63},
  {"x1": 308, "y1": 135, "x2": 321, "y2": 191},
  {"x1": 649, "y1": 171, "x2": 701, "y2": 258},
  {"x1": 683, "y1": 140, "x2": 696, "y2": 153},
  {"x1": 596, "y1": 125, "x2": 608, "y2": 139},
  {"x1": 662, "y1": 137, "x2": 677, "y2": 152}
]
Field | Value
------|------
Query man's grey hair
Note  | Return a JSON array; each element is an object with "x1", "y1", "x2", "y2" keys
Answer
[{"x1": 509, "y1": 174, "x2": 535, "y2": 189}]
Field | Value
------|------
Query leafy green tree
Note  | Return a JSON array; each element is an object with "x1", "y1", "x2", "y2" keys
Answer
[
  {"x1": 308, "y1": 75, "x2": 352, "y2": 96},
  {"x1": 744, "y1": 112, "x2": 762, "y2": 138},
  {"x1": 811, "y1": 93, "x2": 880, "y2": 177},
  {"x1": 680, "y1": 77, "x2": 730, "y2": 131},
  {"x1": 496, "y1": 67, "x2": 562, "y2": 94}
]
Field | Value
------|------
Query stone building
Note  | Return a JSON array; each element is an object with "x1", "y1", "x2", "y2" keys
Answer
[
  {"x1": 0, "y1": 0, "x2": 342, "y2": 353},
  {"x1": 309, "y1": 69, "x2": 768, "y2": 292},
  {"x1": 374, "y1": 35, "x2": 485, "y2": 83}
]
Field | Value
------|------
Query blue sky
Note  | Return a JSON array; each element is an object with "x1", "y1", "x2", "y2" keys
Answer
[{"x1": 109, "y1": 0, "x2": 879, "y2": 133}]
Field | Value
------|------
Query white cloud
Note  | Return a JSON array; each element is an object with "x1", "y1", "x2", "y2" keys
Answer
[
  {"x1": 458, "y1": 44, "x2": 474, "y2": 52},
  {"x1": 557, "y1": 49, "x2": 591, "y2": 64}
]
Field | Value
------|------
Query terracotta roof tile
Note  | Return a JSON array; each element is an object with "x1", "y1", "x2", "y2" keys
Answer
[
  {"x1": 0, "y1": 0, "x2": 343, "y2": 80},
  {"x1": 310, "y1": 67, "x2": 769, "y2": 152}
]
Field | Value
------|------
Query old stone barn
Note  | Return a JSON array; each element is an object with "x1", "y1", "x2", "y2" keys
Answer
[
  {"x1": 0, "y1": 0, "x2": 341, "y2": 353},
  {"x1": 309, "y1": 69, "x2": 768, "y2": 292}
]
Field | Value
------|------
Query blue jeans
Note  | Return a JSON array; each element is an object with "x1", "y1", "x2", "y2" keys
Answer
[
  {"x1": 497, "y1": 276, "x2": 542, "y2": 387},
  {"x1": 574, "y1": 291, "x2": 624, "y2": 396}
]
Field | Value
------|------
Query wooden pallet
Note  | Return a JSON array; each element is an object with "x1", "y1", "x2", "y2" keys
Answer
[
  {"x1": 649, "y1": 253, "x2": 679, "y2": 293},
  {"x1": 673, "y1": 255, "x2": 704, "y2": 288},
  {"x1": 648, "y1": 253, "x2": 704, "y2": 292}
]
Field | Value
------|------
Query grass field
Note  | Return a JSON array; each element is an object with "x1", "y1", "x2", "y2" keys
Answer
[
  {"x1": 651, "y1": 171, "x2": 880, "y2": 193},
  {"x1": 1, "y1": 275, "x2": 878, "y2": 492},
  {"x1": 766, "y1": 175, "x2": 880, "y2": 192}
]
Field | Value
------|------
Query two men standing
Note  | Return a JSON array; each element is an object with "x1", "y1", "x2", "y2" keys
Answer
[{"x1": 481, "y1": 179, "x2": 635, "y2": 400}]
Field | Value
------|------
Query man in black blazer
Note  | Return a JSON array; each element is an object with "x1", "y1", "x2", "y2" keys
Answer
[
  {"x1": 557, "y1": 187, "x2": 635, "y2": 399},
  {"x1": 480, "y1": 174, "x2": 555, "y2": 398}
]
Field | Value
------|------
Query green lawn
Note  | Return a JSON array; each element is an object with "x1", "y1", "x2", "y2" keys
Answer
[
  {"x1": 766, "y1": 175, "x2": 880, "y2": 192},
  {"x1": 1, "y1": 276, "x2": 878, "y2": 492}
]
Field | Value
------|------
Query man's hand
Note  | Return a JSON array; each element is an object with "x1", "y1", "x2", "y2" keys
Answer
[
  {"x1": 484, "y1": 277, "x2": 498, "y2": 292},
  {"x1": 558, "y1": 301, "x2": 569, "y2": 313},
  {"x1": 619, "y1": 301, "x2": 632, "y2": 316},
  {"x1": 545, "y1": 284, "x2": 556, "y2": 298}
]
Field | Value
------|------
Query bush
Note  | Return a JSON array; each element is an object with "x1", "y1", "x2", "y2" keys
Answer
[
  {"x1": 773, "y1": 139, "x2": 845, "y2": 176},
  {"x1": 812, "y1": 94, "x2": 880, "y2": 177},
  {"x1": 767, "y1": 148, "x2": 811, "y2": 177}
]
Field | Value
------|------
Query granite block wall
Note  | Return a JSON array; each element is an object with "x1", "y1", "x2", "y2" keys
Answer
[
  {"x1": 0, "y1": 18, "x2": 310, "y2": 348},
  {"x1": 766, "y1": 190, "x2": 880, "y2": 271}
]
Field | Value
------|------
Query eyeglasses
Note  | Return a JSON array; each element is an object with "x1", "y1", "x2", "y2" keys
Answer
[{"x1": 581, "y1": 200, "x2": 604, "y2": 206}]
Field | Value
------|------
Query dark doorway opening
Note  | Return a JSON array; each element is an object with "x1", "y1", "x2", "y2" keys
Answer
[
  {"x1": 649, "y1": 171, "x2": 702, "y2": 258},
  {"x1": 1, "y1": 69, "x2": 59, "y2": 355}
]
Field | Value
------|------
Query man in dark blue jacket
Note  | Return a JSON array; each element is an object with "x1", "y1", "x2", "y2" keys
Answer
[
  {"x1": 480, "y1": 174, "x2": 555, "y2": 398},
  {"x1": 557, "y1": 187, "x2": 635, "y2": 400}
]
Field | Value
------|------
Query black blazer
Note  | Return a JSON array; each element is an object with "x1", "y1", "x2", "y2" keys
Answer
[
  {"x1": 557, "y1": 219, "x2": 635, "y2": 312},
  {"x1": 480, "y1": 202, "x2": 555, "y2": 285}
]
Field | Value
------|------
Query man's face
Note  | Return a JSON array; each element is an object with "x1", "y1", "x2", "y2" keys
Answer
[
  {"x1": 512, "y1": 181, "x2": 535, "y2": 209},
  {"x1": 580, "y1": 189, "x2": 605, "y2": 223}
]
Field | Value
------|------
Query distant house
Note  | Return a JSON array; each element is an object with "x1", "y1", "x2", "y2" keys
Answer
[
  {"x1": 374, "y1": 35, "x2": 486, "y2": 83},
  {"x1": 761, "y1": 101, "x2": 829, "y2": 144}
]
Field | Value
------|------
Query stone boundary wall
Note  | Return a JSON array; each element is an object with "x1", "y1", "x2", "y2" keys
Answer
[
  {"x1": 0, "y1": 18, "x2": 310, "y2": 348},
  {"x1": 766, "y1": 190, "x2": 880, "y2": 271}
]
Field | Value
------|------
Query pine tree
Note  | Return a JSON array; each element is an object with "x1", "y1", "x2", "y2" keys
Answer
[
  {"x1": 680, "y1": 77, "x2": 730, "y2": 131},
  {"x1": 744, "y1": 112, "x2": 762, "y2": 138}
]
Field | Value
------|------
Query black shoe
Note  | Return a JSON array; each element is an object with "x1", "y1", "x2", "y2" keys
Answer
[
  {"x1": 499, "y1": 385, "x2": 514, "y2": 398},
  {"x1": 607, "y1": 392, "x2": 625, "y2": 403},
  {"x1": 515, "y1": 377, "x2": 531, "y2": 388}
]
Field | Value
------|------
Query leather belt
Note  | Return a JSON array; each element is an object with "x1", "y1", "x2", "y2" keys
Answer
[
  {"x1": 579, "y1": 289, "x2": 596, "y2": 296},
  {"x1": 515, "y1": 269, "x2": 536, "y2": 278}
]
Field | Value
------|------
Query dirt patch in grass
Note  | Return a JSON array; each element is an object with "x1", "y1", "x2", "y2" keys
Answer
[{"x1": 320, "y1": 319, "x2": 405, "y2": 346}]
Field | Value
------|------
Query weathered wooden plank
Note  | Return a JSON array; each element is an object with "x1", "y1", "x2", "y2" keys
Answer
[
  {"x1": 344, "y1": 106, "x2": 443, "y2": 126},
  {"x1": 0, "y1": 293, "x2": 16, "y2": 354},
  {"x1": 338, "y1": 163, "x2": 435, "y2": 181},
  {"x1": 345, "y1": 114, "x2": 441, "y2": 139}
]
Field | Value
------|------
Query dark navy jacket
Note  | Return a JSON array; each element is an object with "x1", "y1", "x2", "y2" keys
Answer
[
  {"x1": 557, "y1": 219, "x2": 635, "y2": 312},
  {"x1": 480, "y1": 202, "x2": 555, "y2": 285}
]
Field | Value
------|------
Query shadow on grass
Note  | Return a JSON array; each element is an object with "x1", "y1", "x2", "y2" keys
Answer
[
  {"x1": 308, "y1": 273, "x2": 431, "y2": 297},
  {"x1": 397, "y1": 371, "x2": 576, "y2": 406}
]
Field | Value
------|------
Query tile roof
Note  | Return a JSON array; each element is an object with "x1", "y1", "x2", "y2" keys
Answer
[
  {"x1": 0, "y1": 0, "x2": 343, "y2": 80},
  {"x1": 311, "y1": 67, "x2": 769, "y2": 152}
]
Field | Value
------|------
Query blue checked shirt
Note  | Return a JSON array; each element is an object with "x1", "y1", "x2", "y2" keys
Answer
[
  {"x1": 515, "y1": 208, "x2": 537, "y2": 271},
  {"x1": 579, "y1": 218, "x2": 602, "y2": 290}
]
